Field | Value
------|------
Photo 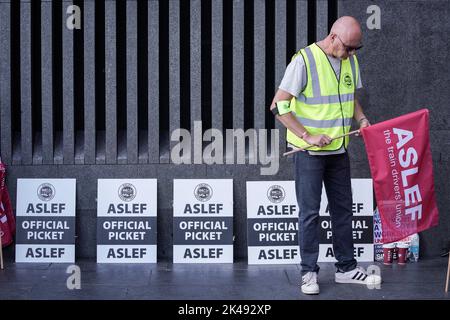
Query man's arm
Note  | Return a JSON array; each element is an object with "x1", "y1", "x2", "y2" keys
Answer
[
  {"x1": 270, "y1": 89, "x2": 331, "y2": 147},
  {"x1": 354, "y1": 98, "x2": 370, "y2": 130}
]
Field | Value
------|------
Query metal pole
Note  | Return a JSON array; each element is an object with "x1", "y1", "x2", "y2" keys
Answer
[{"x1": 283, "y1": 130, "x2": 361, "y2": 157}]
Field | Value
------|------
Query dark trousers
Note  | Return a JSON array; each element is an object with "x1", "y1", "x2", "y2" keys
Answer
[{"x1": 294, "y1": 151, "x2": 357, "y2": 275}]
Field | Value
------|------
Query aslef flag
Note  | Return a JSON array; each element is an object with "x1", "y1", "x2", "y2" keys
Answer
[{"x1": 361, "y1": 109, "x2": 438, "y2": 243}]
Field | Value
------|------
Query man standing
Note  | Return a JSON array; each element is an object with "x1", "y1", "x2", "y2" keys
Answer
[{"x1": 270, "y1": 16, "x2": 381, "y2": 295}]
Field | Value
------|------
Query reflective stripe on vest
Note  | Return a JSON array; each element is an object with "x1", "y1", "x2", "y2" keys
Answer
[
  {"x1": 294, "y1": 116, "x2": 353, "y2": 129},
  {"x1": 286, "y1": 43, "x2": 358, "y2": 151}
]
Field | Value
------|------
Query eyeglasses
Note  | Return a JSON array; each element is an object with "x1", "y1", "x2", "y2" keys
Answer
[{"x1": 336, "y1": 34, "x2": 363, "y2": 53}]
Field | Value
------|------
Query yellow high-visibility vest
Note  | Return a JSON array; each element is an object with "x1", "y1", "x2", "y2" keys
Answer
[{"x1": 287, "y1": 43, "x2": 359, "y2": 151}]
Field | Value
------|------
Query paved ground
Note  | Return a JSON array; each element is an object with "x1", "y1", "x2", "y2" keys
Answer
[{"x1": 0, "y1": 247, "x2": 449, "y2": 300}]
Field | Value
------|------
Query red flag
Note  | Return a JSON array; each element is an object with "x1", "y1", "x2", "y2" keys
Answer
[
  {"x1": 361, "y1": 109, "x2": 439, "y2": 243},
  {"x1": 0, "y1": 161, "x2": 15, "y2": 247}
]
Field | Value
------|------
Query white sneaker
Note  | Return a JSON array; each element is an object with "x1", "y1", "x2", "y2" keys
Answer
[
  {"x1": 335, "y1": 266, "x2": 382, "y2": 285},
  {"x1": 301, "y1": 272, "x2": 320, "y2": 295}
]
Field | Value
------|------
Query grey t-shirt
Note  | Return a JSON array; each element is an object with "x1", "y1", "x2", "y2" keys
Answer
[{"x1": 279, "y1": 51, "x2": 362, "y2": 155}]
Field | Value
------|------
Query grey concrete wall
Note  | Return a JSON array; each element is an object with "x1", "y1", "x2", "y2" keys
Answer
[
  {"x1": 340, "y1": 0, "x2": 450, "y2": 257},
  {"x1": 0, "y1": 0, "x2": 449, "y2": 259}
]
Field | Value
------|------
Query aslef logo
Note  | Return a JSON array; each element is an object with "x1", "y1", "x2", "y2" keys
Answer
[
  {"x1": 343, "y1": 72, "x2": 353, "y2": 88},
  {"x1": 37, "y1": 183, "x2": 55, "y2": 201},
  {"x1": 267, "y1": 185, "x2": 285, "y2": 203},
  {"x1": 118, "y1": 183, "x2": 137, "y2": 202},
  {"x1": 194, "y1": 183, "x2": 213, "y2": 202}
]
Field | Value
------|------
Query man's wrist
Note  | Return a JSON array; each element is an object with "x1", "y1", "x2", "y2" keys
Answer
[{"x1": 358, "y1": 117, "x2": 368, "y2": 124}]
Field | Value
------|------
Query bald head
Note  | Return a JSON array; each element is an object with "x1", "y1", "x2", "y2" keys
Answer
[
  {"x1": 317, "y1": 16, "x2": 363, "y2": 59},
  {"x1": 330, "y1": 16, "x2": 362, "y2": 47}
]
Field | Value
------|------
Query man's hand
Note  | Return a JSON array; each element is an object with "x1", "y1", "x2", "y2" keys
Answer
[
  {"x1": 303, "y1": 133, "x2": 332, "y2": 147},
  {"x1": 355, "y1": 118, "x2": 370, "y2": 137}
]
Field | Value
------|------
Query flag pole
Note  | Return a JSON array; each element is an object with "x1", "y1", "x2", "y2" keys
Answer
[
  {"x1": 283, "y1": 129, "x2": 361, "y2": 157},
  {"x1": 445, "y1": 251, "x2": 450, "y2": 292},
  {"x1": 0, "y1": 231, "x2": 3, "y2": 269}
]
